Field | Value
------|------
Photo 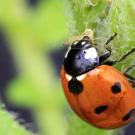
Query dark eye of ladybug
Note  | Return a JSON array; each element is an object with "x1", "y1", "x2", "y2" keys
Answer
[
  {"x1": 83, "y1": 36, "x2": 90, "y2": 40},
  {"x1": 64, "y1": 36, "x2": 99, "y2": 77}
]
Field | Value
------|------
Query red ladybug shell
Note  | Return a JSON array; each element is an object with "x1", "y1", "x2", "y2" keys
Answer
[{"x1": 61, "y1": 65, "x2": 135, "y2": 129}]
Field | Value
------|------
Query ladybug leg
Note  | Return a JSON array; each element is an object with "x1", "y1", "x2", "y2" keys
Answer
[
  {"x1": 99, "y1": 50, "x2": 111, "y2": 63},
  {"x1": 123, "y1": 64, "x2": 135, "y2": 74},
  {"x1": 99, "y1": 33, "x2": 117, "y2": 63},
  {"x1": 100, "y1": 33, "x2": 135, "y2": 66},
  {"x1": 124, "y1": 74, "x2": 135, "y2": 87},
  {"x1": 102, "y1": 48, "x2": 135, "y2": 66},
  {"x1": 105, "y1": 32, "x2": 117, "y2": 46},
  {"x1": 123, "y1": 64, "x2": 135, "y2": 87},
  {"x1": 115, "y1": 48, "x2": 135, "y2": 63}
]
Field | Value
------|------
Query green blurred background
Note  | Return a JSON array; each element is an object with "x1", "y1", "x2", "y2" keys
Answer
[{"x1": 0, "y1": 0, "x2": 135, "y2": 135}]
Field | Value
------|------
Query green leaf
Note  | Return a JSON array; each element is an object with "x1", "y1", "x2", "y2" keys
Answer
[
  {"x1": 67, "y1": 114, "x2": 117, "y2": 135},
  {"x1": 0, "y1": 107, "x2": 33, "y2": 135}
]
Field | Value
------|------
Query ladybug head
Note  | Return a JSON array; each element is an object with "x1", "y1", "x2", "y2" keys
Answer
[
  {"x1": 71, "y1": 36, "x2": 92, "y2": 49},
  {"x1": 64, "y1": 36, "x2": 99, "y2": 77}
]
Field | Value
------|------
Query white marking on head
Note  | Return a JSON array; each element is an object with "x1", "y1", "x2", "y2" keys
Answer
[
  {"x1": 65, "y1": 47, "x2": 71, "y2": 58},
  {"x1": 84, "y1": 47, "x2": 98, "y2": 59},
  {"x1": 76, "y1": 74, "x2": 86, "y2": 81},
  {"x1": 73, "y1": 41, "x2": 78, "y2": 45},
  {"x1": 81, "y1": 41, "x2": 86, "y2": 45},
  {"x1": 65, "y1": 74, "x2": 72, "y2": 81}
]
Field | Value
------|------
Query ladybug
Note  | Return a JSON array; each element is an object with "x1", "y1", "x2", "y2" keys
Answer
[{"x1": 61, "y1": 33, "x2": 135, "y2": 129}]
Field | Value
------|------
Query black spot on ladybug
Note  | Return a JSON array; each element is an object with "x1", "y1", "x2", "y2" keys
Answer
[
  {"x1": 95, "y1": 105, "x2": 108, "y2": 114},
  {"x1": 122, "y1": 109, "x2": 135, "y2": 121},
  {"x1": 111, "y1": 82, "x2": 121, "y2": 94},
  {"x1": 68, "y1": 78, "x2": 83, "y2": 94}
]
